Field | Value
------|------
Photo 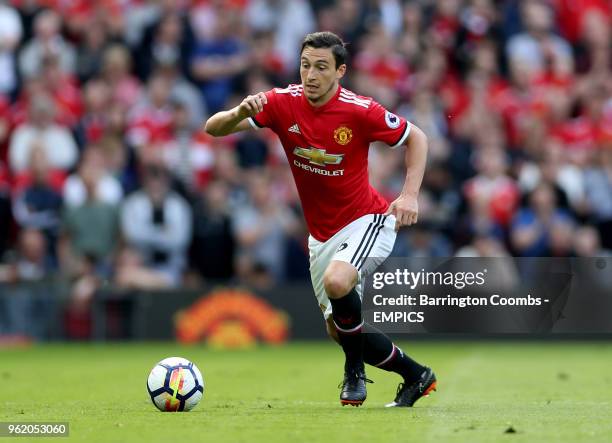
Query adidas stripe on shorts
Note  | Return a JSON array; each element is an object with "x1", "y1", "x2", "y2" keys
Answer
[{"x1": 308, "y1": 213, "x2": 397, "y2": 319}]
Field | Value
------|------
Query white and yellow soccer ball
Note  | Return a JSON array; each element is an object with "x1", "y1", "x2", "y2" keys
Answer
[{"x1": 147, "y1": 357, "x2": 204, "y2": 412}]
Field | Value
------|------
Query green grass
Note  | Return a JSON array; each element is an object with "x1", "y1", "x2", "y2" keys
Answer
[{"x1": 1, "y1": 342, "x2": 611, "y2": 442}]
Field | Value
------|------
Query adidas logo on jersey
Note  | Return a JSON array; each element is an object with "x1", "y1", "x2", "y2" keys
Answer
[{"x1": 288, "y1": 124, "x2": 301, "y2": 134}]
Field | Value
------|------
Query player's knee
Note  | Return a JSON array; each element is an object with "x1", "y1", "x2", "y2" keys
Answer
[{"x1": 323, "y1": 272, "x2": 352, "y2": 299}]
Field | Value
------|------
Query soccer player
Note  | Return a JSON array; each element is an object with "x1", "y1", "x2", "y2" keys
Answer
[{"x1": 205, "y1": 31, "x2": 436, "y2": 407}]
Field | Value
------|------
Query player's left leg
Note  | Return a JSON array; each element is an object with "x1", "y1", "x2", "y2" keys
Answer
[
  {"x1": 361, "y1": 321, "x2": 436, "y2": 407},
  {"x1": 325, "y1": 316, "x2": 436, "y2": 406}
]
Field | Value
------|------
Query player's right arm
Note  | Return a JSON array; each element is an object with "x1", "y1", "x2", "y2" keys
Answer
[{"x1": 204, "y1": 92, "x2": 268, "y2": 136}]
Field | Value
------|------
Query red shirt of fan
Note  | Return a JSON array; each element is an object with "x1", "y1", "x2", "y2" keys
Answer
[{"x1": 249, "y1": 84, "x2": 411, "y2": 242}]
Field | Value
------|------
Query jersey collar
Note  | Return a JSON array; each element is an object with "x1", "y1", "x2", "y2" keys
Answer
[{"x1": 302, "y1": 84, "x2": 341, "y2": 113}]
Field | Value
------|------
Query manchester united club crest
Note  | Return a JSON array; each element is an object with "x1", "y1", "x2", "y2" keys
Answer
[{"x1": 333, "y1": 126, "x2": 353, "y2": 145}]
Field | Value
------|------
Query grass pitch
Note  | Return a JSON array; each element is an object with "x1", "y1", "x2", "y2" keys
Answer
[{"x1": 1, "y1": 341, "x2": 611, "y2": 442}]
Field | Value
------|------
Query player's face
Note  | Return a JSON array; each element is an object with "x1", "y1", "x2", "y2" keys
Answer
[{"x1": 300, "y1": 46, "x2": 346, "y2": 106}]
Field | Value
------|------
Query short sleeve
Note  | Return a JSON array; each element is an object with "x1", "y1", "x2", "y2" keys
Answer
[
  {"x1": 365, "y1": 101, "x2": 411, "y2": 148},
  {"x1": 247, "y1": 89, "x2": 278, "y2": 130}
]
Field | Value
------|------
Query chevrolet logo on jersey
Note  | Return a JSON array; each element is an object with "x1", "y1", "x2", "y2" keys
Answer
[{"x1": 293, "y1": 147, "x2": 344, "y2": 167}]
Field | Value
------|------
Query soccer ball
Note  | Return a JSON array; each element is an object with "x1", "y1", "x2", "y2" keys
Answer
[{"x1": 147, "y1": 357, "x2": 204, "y2": 412}]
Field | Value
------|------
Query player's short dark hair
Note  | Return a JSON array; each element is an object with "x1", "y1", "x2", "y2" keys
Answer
[{"x1": 300, "y1": 32, "x2": 348, "y2": 69}]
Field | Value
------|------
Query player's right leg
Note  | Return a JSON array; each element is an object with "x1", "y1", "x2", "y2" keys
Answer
[
  {"x1": 323, "y1": 260, "x2": 372, "y2": 406},
  {"x1": 309, "y1": 230, "x2": 371, "y2": 406}
]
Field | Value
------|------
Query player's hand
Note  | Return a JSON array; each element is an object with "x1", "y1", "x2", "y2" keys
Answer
[
  {"x1": 385, "y1": 194, "x2": 418, "y2": 231},
  {"x1": 236, "y1": 92, "x2": 268, "y2": 119}
]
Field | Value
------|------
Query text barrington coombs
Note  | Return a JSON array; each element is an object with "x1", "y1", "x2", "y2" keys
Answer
[
  {"x1": 372, "y1": 269, "x2": 487, "y2": 290},
  {"x1": 372, "y1": 294, "x2": 545, "y2": 308}
]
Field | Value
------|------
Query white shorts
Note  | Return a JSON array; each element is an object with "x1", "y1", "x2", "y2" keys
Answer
[{"x1": 308, "y1": 213, "x2": 397, "y2": 319}]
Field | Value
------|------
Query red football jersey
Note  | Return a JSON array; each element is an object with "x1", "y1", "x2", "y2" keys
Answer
[{"x1": 248, "y1": 84, "x2": 411, "y2": 242}]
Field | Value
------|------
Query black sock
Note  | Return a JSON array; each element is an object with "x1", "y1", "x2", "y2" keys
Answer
[
  {"x1": 329, "y1": 287, "x2": 363, "y2": 367},
  {"x1": 362, "y1": 323, "x2": 425, "y2": 384}
]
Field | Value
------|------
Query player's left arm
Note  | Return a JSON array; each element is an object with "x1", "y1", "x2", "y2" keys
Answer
[
  {"x1": 364, "y1": 101, "x2": 428, "y2": 230},
  {"x1": 385, "y1": 124, "x2": 428, "y2": 230}
]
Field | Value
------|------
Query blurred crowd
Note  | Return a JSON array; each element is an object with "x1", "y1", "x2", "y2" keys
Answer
[{"x1": 0, "y1": 0, "x2": 611, "y2": 334}]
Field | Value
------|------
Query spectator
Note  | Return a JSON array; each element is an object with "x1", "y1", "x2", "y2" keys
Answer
[
  {"x1": 0, "y1": 229, "x2": 55, "y2": 339},
  {"x1": 456, "y1": 233, "x2": 511, "y2": 257},
  {"x1": 120, "y1": 165, "x2": 192, "y2": 286},
  {"x1": 248, "y1": 31, "x2": 285, "y2": 84},
  {"x1": 353, "y1": 23, "x2": 410, "y2": 109},
  {"x1": 368, "y1": 144, "x2": 404, "y2": 203},
  {"x1": 154, "y1": 63, "x2": 207, "y2": 129},
  {"x1": 18, "y1": 9, "x2": 76, "y2": 79},
  {"x1": 8, "y1": 75, "x2": 46, "y2": 128},
  {"x1": 555, "y1": 0, "x2": 611, "y2": 45},
  {"x1": 0, "y1": 0, "x2": 23, "y2": 97},
  {"x1": 506, "y1": 0, "x2": 573, "y2": 79},
  {"x1": 12, "y1": 146, "x2": 63, "y2": 261},
  {"x1": 67, "y1": 2, "x2": 125, "y2": 41},
  {"x1": 332, "y1": 0, "x2": 370, "y2": 45},
  {"x1": 398, "y1": 88, "x2": 450, "y2": 162},
  {"x1": 518, "y1": 140, "x2": 586, "y2": 214},
  {"x1": 574, "y1": 225, "x2": 611, "y2": 257},
  {"x1": 0, "y1": 228, "x2": 52, "y2": 282},
  {"x1": 246, "y1": 0, "x2": 315, "y2": 74},
  {"x1": 190, "y1": 180, "x2": 236, "y2": 282},
  {"x1": 125, "y1": 0, "x2": 190, "y2": 49},
  {"x1": 58, "y1": 160, "x2": 119, "y2": 277},
  {"x1": 573, "y1": 225, "x2": 612, "y2": 292},
  {"x1": 549, "y1": 216, "x2": 576, "y2": 257},
  {"x1": 463, "y1": 148, "x2": 520, "y2": 228},
  {"x1": 392, "y1": 225, "x2": 453, "y2": 258},
  {"x1": 510, "y1": 182, "x2": 574, "y2": 256},
  {"x1": 190, "y1": 9, "x2": 250, "y2": 113},
  {"x1": 126, "y1": 73, "x2": 174, "y2": 152},
  {"x1": 426, "y1": 0, "x2": 463, "y2": 62},
  {"x1": 574, "y1": 7, "x2": 611, "y2": 76},
  {"x1": 233, "y1": 173, "x2": 299, "y2": 283},
  {"x1": 136, "y1": 12, "x2": 194, "y2": 80},
  {"x1": 98, "y1": 135, "x2": 136, "y2": 195},
  {"x1": 101, "y1": 44, "x2": 142, "y2": 111},
  {"x1": 39, "y1": 55, "x2": 83, "y2": 128},
  {"x1": 397, "y1": 1, "x2": 424, "y2": 63},
  {"x1": 212, "y1": 148, "x2": 249, "y2": 210},
  {"x1": 123, "y1": 0, "x2": 163, "y2": 48},
  {"x1": 63, "y1": 145, "x2": 123, "y2": 208},
  {"x1": 158, "y1": 102, "x2": 215, "y2": 193},
  {"x1": 490, "y1": 60, "x2": 547, "y2": 150},
  {"x1": 373, "y1": 0, "x2": 404, "y2": 38},
  {"x1": 416, "y1": 162, "x2": 461, "y2": 233},
  {"x1": 8, "y1": 95, "x2": 78, "y2": 174},
  {"x1": 455, "y1": 182, "x2": 506, "y2": 248},
  {"x1": 75, "y1": 20, "x2": 109, "y2": 84},
  {"x1": 456, "y1": 0, "x2": 500, "y2": 49},
  {"x1": 583, "y1": 148, "x2": 612, "y2": 249},
  {"x1": 75, "y1": 78, "x2": 111, "y2": 148}
]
